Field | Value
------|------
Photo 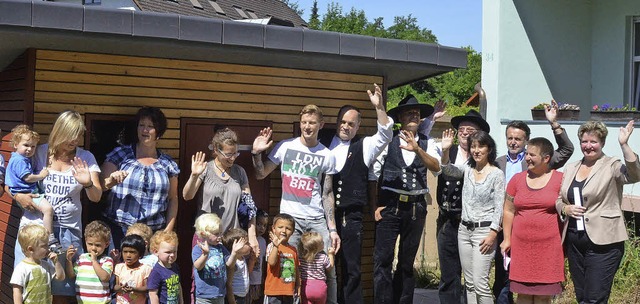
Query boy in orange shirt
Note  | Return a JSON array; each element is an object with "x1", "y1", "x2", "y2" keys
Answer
[{"x1": 264, "y1": 213, "x2": 299, "y2": 304}]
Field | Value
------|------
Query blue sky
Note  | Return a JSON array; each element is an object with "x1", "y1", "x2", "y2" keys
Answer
[{"x1": 295, "y1": 0, "x2": 482, "y2": 51}]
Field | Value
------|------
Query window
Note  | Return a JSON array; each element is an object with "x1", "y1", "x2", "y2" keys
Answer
[
  {"x1": 189, "y1": 0, "x2": 203, "y2": 9},
  {"x1": 233, "y1": 6, "x2": 249, "y2": 19},
  {"x1": 246, "y1": 10, "x2": 259, "y2": 19},
  {"x1": 208, "y1": 1, "x2": 225, "y2": 15},
  {"x1": 82, "y1": 0, "x2": 101, "y2": 5},
  {"x1": 631, "y1": 17, "x2": 640, "y2": 108}
]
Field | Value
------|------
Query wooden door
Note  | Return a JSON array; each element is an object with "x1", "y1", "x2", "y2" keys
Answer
[{"x1": 177, "y1": 118, "x2": 271, "y2": 300}]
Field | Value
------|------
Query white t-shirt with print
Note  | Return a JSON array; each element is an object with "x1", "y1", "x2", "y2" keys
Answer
[
  {"x1": 268, "y1": 138, "x2": 337, "y2": 218},
  {"x1": 10, "y1": 259, "x2": 56, "y2": 303}
]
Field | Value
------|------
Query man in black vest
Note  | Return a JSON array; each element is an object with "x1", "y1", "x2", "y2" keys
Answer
[
  {"x1": 434, "y1": 110, "x2": 490, "y2": 304},
  {"x1": 319, "y1": 83, "x2": 393, "y2": 304},
  {"x1": 372, "y1": 95, "x2": 440, "y2": 304}
]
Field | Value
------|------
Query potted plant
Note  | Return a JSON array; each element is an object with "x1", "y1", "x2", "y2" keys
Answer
[
  {"x1": 591, "y1": 104, "x2": 640, "y2": 121},
  {"x1": 531, "y1": 102, "x2": 580, "y2": 121}
]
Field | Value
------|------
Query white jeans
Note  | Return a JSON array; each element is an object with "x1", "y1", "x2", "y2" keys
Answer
[{"x1": 458, "y1": 226, "x2": 495, "y2": 304}]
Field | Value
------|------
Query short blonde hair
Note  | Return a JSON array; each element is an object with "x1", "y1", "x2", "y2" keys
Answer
[
  {"x1": 194, "y1": 213, "x2": 221, "y2": 239},
  {"x1": 11, "y1": 124, "x2": 39, "y2": 147},
  {"x1": 18, "y1": 224, "x2": 48, "y2": 254},
  {"x1": 578, "y1": 120, "x2": 608, "y2": 145},
  {"x1": 48, "y1": 110, "x2": 85, "y2": 160},
  {"x1": 84, "y1": 220, "x2": 111, "y2": 243},
  {"x1": 126, "y1": 223, "x2": 153, "y2": 244},
  {"x1": 298, "y1": 231, "x2": 324, "y2": 262},
  {"x1": 150, "y1": 230, "x2": 179, "y2": 252},
  {"x1": 299, "y1": 104, "x2": 324, "y2": 121}
]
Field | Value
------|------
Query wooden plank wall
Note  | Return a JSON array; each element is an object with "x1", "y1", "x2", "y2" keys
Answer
[
  {"x1": 0, "y1": 50, "x2": 33, "y2": 303},
  {"x1": 29, "y1": 50, "x2": 383, "y2": 300}
]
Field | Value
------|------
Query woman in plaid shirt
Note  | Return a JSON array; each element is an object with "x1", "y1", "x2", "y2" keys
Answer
[{"x1": 101, "y1": 107, "x2": 180, "y2": 249}]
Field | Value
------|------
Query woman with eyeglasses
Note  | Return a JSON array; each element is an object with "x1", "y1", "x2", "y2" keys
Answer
[
  {"x1": 182, "y1": 127, "x2": 259, "y2": 252},
  {"x1": 100, "y1": 106, "x2": 180, "y2": 249}
]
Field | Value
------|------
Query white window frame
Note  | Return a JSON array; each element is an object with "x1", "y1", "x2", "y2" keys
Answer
[{"x1": 631, "y1": 17, "x2": 640, "y2": 109}]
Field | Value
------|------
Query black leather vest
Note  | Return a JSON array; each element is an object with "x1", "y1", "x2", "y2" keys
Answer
[
  {"x1": 320, "y1": 135, "x2": 369, "y2": 209},
  {"x1": 379, "y1": 133, "x2": 429, "y2": 193},
  {"x1": 437, "y1": 145, "x2": 464, "y2": 214}
]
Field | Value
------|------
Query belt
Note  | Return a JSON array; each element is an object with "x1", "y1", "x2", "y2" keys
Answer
[
  {"x1": 390, "y1": 192, "x2": 425, "y2": 203},
  {"x1": 461, "y1": 220, "x2": 491, "y2": 231}
]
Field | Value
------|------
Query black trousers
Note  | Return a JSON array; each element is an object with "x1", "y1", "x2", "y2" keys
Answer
[
  {"x1": 566, "y1": 228, "x2": 624, "y2": 304},
  {"x1": 493, "y1": 231, "x2": 513, "y2": 304},
  {"x1": 436, "y1": 213, "x2": 465, "y2": 304},
  {"x1": 373, "y1": 201, "x2": 427, "y2": 304},
  {"x1": 336, "y1": 208, "x2": 364, "y2": 304}
]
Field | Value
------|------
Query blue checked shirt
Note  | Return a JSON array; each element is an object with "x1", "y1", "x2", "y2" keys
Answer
[{"x1": 103, "y1": 145, "x2": 180, "y2": 230}]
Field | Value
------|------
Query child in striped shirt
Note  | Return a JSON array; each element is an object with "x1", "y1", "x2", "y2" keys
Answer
[
  {"x1": 65, "y1": 220, "x2": 114, "y2": 304},
  {"x1": 297, "y1": 231, "x2": 334, "y2": 304}
]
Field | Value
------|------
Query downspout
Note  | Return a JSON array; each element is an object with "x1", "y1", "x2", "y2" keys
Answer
[{"x1": 475, "y1": 82, "x2": 487, "y2": 118}]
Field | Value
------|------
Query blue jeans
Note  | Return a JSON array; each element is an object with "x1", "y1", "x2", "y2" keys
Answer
[
  {"x1": 373, "y1": 200, "x2": 427, "y2": 304},
  {"x1": 288, "y1": 216, "x2": 337, "y2": 304},
  {"x1": 14, "y1": 220, "x2": 83, "y2": 297}
]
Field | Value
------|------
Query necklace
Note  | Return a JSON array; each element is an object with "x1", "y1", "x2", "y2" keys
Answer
[{"x1": 213, "y1": 160, "x2": 228, "y2": 177}]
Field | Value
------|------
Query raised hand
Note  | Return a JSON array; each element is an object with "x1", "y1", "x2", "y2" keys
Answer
[
  {"x1": 110, "y1": 249, "x2": 121, "y2": 262},
  {"x1": 398, "y1": 130, "x2": 419, "y2": 152},
  {"x1": 197, "y1": 240, "x2": 210, "y2": 255},
  {"x1": 252, "y1": 128, "x2": 273, "y2": 154},
  {"x1": 545, "y1": 99, "x2": 558, "y2": 123},
  {"x1": 269, "y1": 231, "x2": 284, "y2": 247},
  {"x1": 109, "y1": 170, "x2": 129, "y2": 185},
  {"x1": 441, "y1": 128, "x2": 455, "y2": 151},
  {"x1": 430, "y1": 100, "x2": 447, "y2": 121},
  {"x1": 367, "y1": 83, "x2": 383, "y2": 109},
  {"x1": 71, "y1": 157, "x2": 92, "y2": 187},
  {"x1": 232, "y1": 237, "x2": 247, "y2": 254},
  {"x1": 66, "y1": 245, "x2": 77, "y2": 262},
  {"x1": 619, "y1": 120, "x2": 634, "y2": 145},
  {"x1": 191, "y1": 151, "x2": 207, "y2": 176}
]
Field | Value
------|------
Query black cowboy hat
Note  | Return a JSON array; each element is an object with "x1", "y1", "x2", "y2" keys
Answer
[
  {"x1": 387, "y1": 95, "x2": 435, "y2": 121},
  {"x1": 451, "y1": 109, "x2": 490, "y2": 132}
]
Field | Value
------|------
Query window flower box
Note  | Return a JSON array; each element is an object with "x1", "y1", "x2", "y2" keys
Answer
[
  {"x1": 531, "y1": 102, "x2": 580, "y2": 121},
  {"x1": 591, "y1": 104, "x2": 640, "y2": 121}
]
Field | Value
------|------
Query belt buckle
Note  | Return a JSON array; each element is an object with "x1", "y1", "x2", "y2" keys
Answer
[{"x1": 399, "y1": 194, "x2": 409, "y2": 202}]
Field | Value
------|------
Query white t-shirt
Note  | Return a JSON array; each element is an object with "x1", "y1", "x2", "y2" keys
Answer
[
  {"x1": 18, "y1": 145, "x2": 101, "y2": 230},
  {"x1": 10, "y1": 259, "x2": 56, "y2": 303},
  {"x1": 328, "y1": 119, "x2": 394, "y2": 172},
  {"x1": 268, "y1": 138, "x2": 337, "y2": 218},
  {"x1": 232, "y1": 257, "x2": 250, "y2": 297}
]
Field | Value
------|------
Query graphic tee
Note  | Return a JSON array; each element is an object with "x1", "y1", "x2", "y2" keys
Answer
[
  {"x1": 192, "y1": 244, "x2": 229, "y2": 299},
  {"x1": 147, "y1": 263, "x2": 181, "y2": 304},
  {"x1": 268, "y1": 138, "x2": 336, "y2": 218},
  {"x1": 10, "y1": 259, "x2": 56, "y2": 304},
  {"x1": 264, "y1": 243, "x2": 298, "y2": 296}
]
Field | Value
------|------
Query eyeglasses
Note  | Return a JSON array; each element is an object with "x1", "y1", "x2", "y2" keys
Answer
[
  {"x1": 218, "y1": 149, "x2": 240, "y2": 159},
  {"x1": 458, "y1": 127, "x2": 478, "y2": 134}
]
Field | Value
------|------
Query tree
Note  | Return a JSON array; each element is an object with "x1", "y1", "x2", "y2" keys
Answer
[
  {"x1": 308, "y1": 1, "x2": 320, "y2": 30},
  {"x1": 306, "y1": 2, "x2": 480, "y2": 110}
]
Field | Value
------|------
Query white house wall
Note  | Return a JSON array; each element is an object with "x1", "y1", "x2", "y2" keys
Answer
[{"x1": 483, "y1": 0, "x2": 640, "y2": 204}]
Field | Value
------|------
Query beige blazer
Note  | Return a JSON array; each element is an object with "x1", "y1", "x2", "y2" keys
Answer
[{"x1": 556, "y1": 154, "x2": 640, "y2": 245}]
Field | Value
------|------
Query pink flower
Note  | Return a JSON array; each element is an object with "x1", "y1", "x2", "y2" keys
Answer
[{"x1": 592, "y1": 105, "x2": 599, "y2": 110}]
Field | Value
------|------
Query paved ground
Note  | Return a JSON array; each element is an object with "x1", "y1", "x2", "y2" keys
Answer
[{"x1": 413, "y1": 289, "x2": 440, "y2": 304}]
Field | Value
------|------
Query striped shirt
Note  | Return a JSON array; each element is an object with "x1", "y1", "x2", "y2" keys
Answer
[
  {"x1": 103, "y1": 145, "x2": 180, "y2": 230},
  {"x1": 74, "y1": 253, "x2": 114, "y2": 304},
  {"x1": 299, "y1": 252, "x2": 330, "y2": 280}
]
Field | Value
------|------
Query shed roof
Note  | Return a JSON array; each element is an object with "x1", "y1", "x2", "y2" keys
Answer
[
  {"x1": 0, "y1": 0, "x2": 467, "y2": 89},
  {"x1": 133, "y1": 0, "x2": 307, "y2": 27}
]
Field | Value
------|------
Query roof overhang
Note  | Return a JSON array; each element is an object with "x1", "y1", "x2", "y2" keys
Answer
[{"x1": 0, "y1": 0, "x2": 467, "y2": 88}]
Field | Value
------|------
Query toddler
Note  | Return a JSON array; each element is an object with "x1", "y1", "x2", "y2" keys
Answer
[
  {"x1": 265, "y1": 213, "x2": 299, "y2": 304},
  {"x1": 191, "y1": 213, "x2": 236, "y2": 303},
  {"x1": 126, "y1": 223, "x2": 158, "y2": 267},
  {"x1": 148, "y1": 230, "x2": 182, "y2": 304},
  {"x1": 114, "y1": 234, "x2": 152, "y2": 304},
  {"x1": 6, "y1": 125, "x2": 61, "y2": 252},
  {"x1": 297, "y1": 231, "x2": 335, "y2": 304},
  {"x1": 223, "y1": 228, "x2": 256, "y2": 304},
  {"x1": 248, "y1": 210, "x2": 268, "y2": 303},
  {"x1": 66, "y1": 220, "x2": 114, "y2": 304},
  {"x1": 10, "y1": 223, "x2": 65, "y2": 303}
]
